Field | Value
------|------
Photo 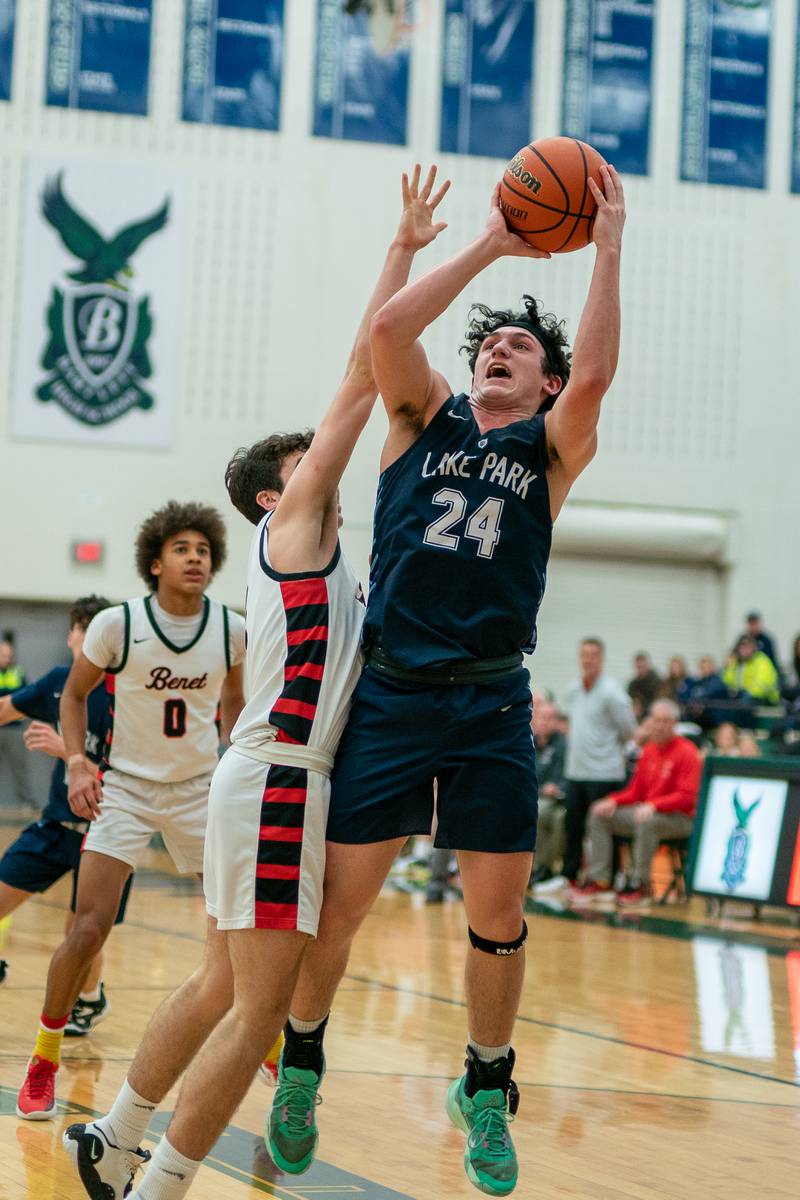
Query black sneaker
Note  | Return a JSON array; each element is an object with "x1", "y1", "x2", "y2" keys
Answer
[
  {"x1": 65, "y1": 982, "x2": 110, "y2": 1037},
  {"x1": 63, "y1": 1121, "x2": 151, "y2": 1198},
  {"x1": 0, "y1": 959, "x2": 7, "y2": 986}
]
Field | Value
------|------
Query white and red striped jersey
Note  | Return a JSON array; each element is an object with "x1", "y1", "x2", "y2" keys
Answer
[{"x1": 231, "y1": 512, "x2": 365, "y2": 758}]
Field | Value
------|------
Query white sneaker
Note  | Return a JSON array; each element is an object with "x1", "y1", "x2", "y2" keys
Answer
[
  {"x1": 533, "y1": 874, "x2": 568, "y2": 895},
  {"x1": 63, "y1": 1121, "x2": 150, "y2": 1199}
]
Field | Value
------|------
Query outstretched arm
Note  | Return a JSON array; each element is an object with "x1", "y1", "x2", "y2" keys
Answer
[
  {"x1": 269, "y1": 166, "x2": 450, "y2": 568},
  {"x1": 546, "y1": 165, "x2": 625, "y2": 510},
  {"x1": 370, "y1": 184, "x2": 551, "y2": 453}
]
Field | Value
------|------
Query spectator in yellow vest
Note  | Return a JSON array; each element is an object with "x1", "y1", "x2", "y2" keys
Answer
[
  {"x1": 0, "y1": 640, "x2": 36, "y2": 811},
  {"x1": 722, "y1": 634, "x2": 780, "y2": 706}
]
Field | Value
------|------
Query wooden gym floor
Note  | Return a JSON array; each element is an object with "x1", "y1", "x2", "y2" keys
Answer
[{"x1": 0, "y1": 819, "x2": 797, "y2": 1199}]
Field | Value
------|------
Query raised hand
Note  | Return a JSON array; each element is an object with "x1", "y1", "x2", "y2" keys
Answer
[
  {"x1": 588, "y1": 164, "x2": 625, "y2": 252},
  {"x1": 395, "y1": 163, "x2": 451, "y2": 251},
  {"x1": 485, "y1": 183, "x2": 551, "y2": 260}
]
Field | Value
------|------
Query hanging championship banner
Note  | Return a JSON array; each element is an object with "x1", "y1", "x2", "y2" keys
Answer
[
  {"x1": 440, "y1": 0, "x2": 535, "y2": 160},
  {"x1": 681, "y1": 0, "x2": 771, "y2": 189},
  {"x1": 792, "y1": 2, "x2": 800, "y2": 193},
  {"x1": 0, "y1": 0, "x2": 15, "y2": 101},
  {"x1": 182, "y1": 1, "x2": 285, "y2": 131},
  {"x1": 12, "y1": 157, "x2": 184, "y2": 449},
  {"x1": 561, "y1": 0, "x2": 655, "y2": 176},
  {"x1": 46, "y1": 0, "x2": 153, "y2": 115},
  {"x1": 313, "y1": 0, "x2": 412, "y2": 145}
]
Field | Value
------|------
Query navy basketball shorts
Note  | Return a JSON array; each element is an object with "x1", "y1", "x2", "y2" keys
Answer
[
  {"x1": 0, "y1": 819, "x2": 132, "y2": 923},
  {"x1": 326, "y1": 666, "x2": 538, "y2": 853}
]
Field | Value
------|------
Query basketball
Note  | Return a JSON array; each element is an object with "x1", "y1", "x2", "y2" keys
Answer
[{"x1": 499, "y1": 136, "x2": 608, "y2": 254}]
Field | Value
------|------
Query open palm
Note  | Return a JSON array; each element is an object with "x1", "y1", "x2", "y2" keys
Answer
[{"x1": 395, "y1": 163, "x2": 450, "y2": 250}]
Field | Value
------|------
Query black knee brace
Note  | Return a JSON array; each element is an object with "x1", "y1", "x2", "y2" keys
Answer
[{"x1": 468, "y1": 921, "x2": 528, "y2": 956}]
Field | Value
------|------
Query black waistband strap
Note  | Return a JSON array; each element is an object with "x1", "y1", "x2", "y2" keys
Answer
[{"x1": 366, "y1": 645, "x2": 523, "y2": 686}]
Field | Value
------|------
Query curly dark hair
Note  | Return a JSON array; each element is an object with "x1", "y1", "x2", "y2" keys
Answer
[
  {"x1": 69, "y1": 595, "x2": 112, "y2": 630},
  {"x1": 461, "y1": 295, "x2": 572, "y2": 410},
  {"x1": 135, "y1": 501, "x2": 228, "y2": 589},
  {"x1": 225, "y1": 431, "x2": 315, "y2": 525}
]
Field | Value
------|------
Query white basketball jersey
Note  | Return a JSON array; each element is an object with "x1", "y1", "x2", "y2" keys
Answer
[
  {"x1": 231, "y1": 513, "x2": 365, "y2": 758},
  {"x1": 103, "y1": 596, "x2": 232, "y2": 783}
]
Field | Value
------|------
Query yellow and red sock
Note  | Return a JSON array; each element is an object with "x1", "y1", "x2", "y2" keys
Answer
[{"x1": 33, "y1": 1012, "x2": 68, "y2": 1067}]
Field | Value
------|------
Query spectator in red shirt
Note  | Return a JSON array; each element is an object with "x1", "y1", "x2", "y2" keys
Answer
[{"x1": 569, "y1": 699, "x2": 701, "y2": 909}]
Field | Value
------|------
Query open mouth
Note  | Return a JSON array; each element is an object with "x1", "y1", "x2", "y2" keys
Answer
[{"x1": 487, "y1": 364, "x2": 511, "y2": 380}]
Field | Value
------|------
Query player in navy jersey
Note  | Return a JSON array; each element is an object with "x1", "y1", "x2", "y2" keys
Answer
[
  {"x1": 63, "y1": 166, "x2": 449, "y2": 1200},
  {"x1": 0, "y1": 595, "x2": 132, "y2": 1019},
  {"x1": 273, "y1": 167, "x2": 626, "y2": 1194}
]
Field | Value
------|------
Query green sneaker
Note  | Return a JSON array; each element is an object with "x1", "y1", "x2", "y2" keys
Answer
[
  {"x1": 446, "y1": 1057, "x2": 519, "y2": 1196},
  {"x1": 266, "y1": 1056, "x2": 324, "y2": 1175}
]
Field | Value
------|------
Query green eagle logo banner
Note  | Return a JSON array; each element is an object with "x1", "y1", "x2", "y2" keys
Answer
[{"x1": 37, "y1": 173, "x2": 170, "y2": 426}]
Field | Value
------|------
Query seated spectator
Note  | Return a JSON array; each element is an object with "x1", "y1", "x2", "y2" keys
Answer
[
  {"x1": 712, "y1": 722, "x2": 740, "y2": 755},
  {"x1": 722, "y1": 634, "x2": 780, "y2": 707},
  {"x1": 627, "y1": 653, "x2": 661, "y2": 720},
  {"x1": 529, "y1": 700, "x2": 567, "y2": 888},
  {"x1": 737, "y1": 732, "x2": 761, "y2": 758},
  {"x1": 742, "y1": 611, "x2": 780, "y2": 670},
  {"x1": 783, "y1": 634, "x2": 800, "y2": 702},
  {"x1": 657, "y1": 655, "x2": 688, "y2": 702},
  {"x1": 568, "y1": 700, "x2": 702, "y2": 909},
  {"x1": 679, "y1": 655, "x2": 731, "y2": 729}
]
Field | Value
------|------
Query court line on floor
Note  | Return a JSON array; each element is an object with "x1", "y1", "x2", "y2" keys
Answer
[
  {"x1": 344, "y1": 973, "x2": 800, "y2": 1091},
  {"x1": 15, "y1": 899, "x2": 799, "y2": 1090}
]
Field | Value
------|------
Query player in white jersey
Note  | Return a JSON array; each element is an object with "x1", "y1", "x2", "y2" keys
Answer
[
  {"x1": 63, "y1": 165, "x2": 449, "y2": 1200},
  {"x1": 17, "y1": 501, "x2": 245, "y2": 1121}
]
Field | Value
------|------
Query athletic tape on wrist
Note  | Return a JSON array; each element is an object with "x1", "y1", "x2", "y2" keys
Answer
[{"x1": 468, "y1": 921, "x2": 528, "y2": 956}]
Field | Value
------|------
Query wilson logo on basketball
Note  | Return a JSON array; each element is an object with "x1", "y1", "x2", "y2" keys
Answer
[
  {"x1": 145, "y1": 668, "x2": 208, "y2": 691},
  {"x1": 506, "y1": 154, "x2": 543, "y2": 196}
]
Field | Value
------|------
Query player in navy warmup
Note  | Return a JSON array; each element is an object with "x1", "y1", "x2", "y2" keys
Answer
[
  {"x1": 269, "y1": 167, "x2": 626, "y2": 1194},
  {"x1": 0, "y1": 595, "x2": 132, "y2": 1025}
]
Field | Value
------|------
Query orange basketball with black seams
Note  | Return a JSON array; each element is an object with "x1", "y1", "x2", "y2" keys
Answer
[{"x1": 499, "y1": 136, "x2": 608, "y2": 254}]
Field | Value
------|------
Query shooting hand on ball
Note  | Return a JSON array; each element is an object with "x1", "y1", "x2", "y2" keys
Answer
[
  {"x1": 588, "y1": 164, "x2": 625, "y2": 252},
  {"x1": 485, "y1": 183, "x2": 551, "y2": 260}
]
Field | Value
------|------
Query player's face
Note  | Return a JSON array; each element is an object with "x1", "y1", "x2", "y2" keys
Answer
[
  {"x1": 66, "y1": 622, "x2": 87, "y2": 659},
  {"x1": 151, "y1": 530, "x2": 213, "y2": 594},
  {"x1": 473, "y1": 329, "x2": 558, "y2": 411},
  {"x1": 279, "y1": 451, "x2": 343, "y2": 527}
]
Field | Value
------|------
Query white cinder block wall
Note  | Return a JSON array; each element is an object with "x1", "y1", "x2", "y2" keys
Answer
[{"x1": 0, "y1": 1, "x2": 797, "y2": 696}]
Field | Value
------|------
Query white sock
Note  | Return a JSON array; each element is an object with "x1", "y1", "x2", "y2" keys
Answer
[
  {"x1": 80, "y1": 982, "x2": 103, "y2": 1003},
  {"x1": 288, "y1": 1013, "x2": 326, "y2": 1034},
  {"x1": 95, "y1": 1078, "x2": 157, "y2": 1151},
  {"x1": 469, "y1": 1037, "x2": 511, "y2": 1062},
  {"x1": 134, "y1": 1135, "x2": 200, "y2": 1200}
]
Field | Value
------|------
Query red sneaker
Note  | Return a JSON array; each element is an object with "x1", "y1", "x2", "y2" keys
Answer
[
  {"x1": 568, "y1": 881, "x2": 615, "y2": 906},
  {"x1": 258, "y1": 1029, "x2": 284, "y2": 1087},
  {"x1": 616, "y1": 886, "x2": 651, "y2": 909},
  {"x1": 16, "y1": 1056, "x2": 58, "y2": 1120}
]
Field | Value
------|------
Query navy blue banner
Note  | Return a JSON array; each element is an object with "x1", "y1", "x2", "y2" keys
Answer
[
  {"x1": 440, "y1": 0, "x2": 535, "y2": 160},
  {"x1": 183, "y1": 1, "x2": 284, "y2": 131},
  {"x1": 313, "y1": 0, "x2": 411, "y2": 145},
  {"x1": 46, "y1": 0, "x2": 153, "y2": 115},
  {"x1": 681, "y1": 0, "x2": 771, "y2": 189},
  {"x1": 792, "y1": 1, "x2": 800, "y2": 193},
  {"x1": 561, "y1": 0, "x2": 655, "y2": 176},
  {"x1": 0, "y1": 1, "x2": 15, "y2": 102}
]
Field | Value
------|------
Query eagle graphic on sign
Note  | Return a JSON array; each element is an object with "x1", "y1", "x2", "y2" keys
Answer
[
  {"x1": 37, "y1": 173, "x2": 170, "y2": 426},
  {"x1": 720, "y1": 788, "x2": 761, "y2": 892}
]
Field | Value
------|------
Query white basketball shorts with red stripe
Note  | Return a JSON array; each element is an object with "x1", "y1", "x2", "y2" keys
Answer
[{"x1": 203, "y1": 744, "x2": 330, "y2": 937}]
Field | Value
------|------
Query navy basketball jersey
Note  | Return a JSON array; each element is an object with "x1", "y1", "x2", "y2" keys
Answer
[{"x1": 364, "y1": 393, "x2": 553, "y2": 668}]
